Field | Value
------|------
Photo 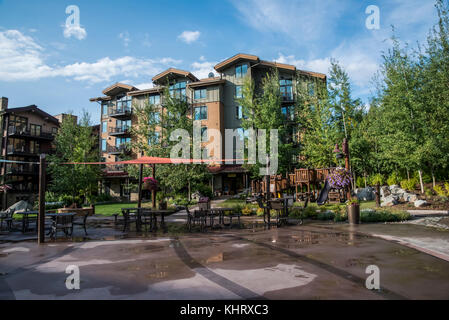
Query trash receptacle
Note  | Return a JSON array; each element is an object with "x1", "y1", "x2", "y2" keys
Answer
[{"x1": 198, "y1": 197, "x2": 210, "y2": 210}]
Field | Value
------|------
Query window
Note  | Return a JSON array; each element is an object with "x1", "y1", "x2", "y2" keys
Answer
[
  {"x1": 280, "y1": 79, "x2": 293, "y2": 100},
  {"x1": 149, "y1": 95, "x2": 160, "y2": 105},
  {"x1": 30, "y1": 141, "x2": 40, "y2": 154},
  {"x1": 236, "y1": 106, "x2": 247, "y2": 119},
  {"x1": 116, "y1": 119, "x2": 131, "y2": 130},
  {"x1": 169, "y1": 81, "x2": 187, "y2": 99},
  {"x1": 9, "y1": 115, "x2": 27, "y2": 130},
  {"x1": 102, "y1": 121, "x2": 107, "y2": 133},
  {"x1": 308, "y1": 82, "x2": 315, "y2": 96},
  {"x1": 30, "y1": 124, "x2": 41, "y2": 136},
  {"x1": 101, "y1": 139, "x2": 106, "y2": 152},
  {"x1": 194, "y1": 106, "x2": 207, "y2": 120},
  {"x1": 116, "y1": 95, "x2": 132, "y2": 111},
  {"x1": 148, "y1": 131, "x2": 160, "y2": 146},
  {"x1": 102, "y1": 102, "x2": 109, "y2": 116},
  {"x1": 116, "y1": 137, "x2": 131, "y2": 147},
  {"x1": 201, "y1": 127, "x2": 208, "y2": 138},
  {"x1": 235, "y1": 64, "x2": 248, "y2": 78},
  {"x1": 52, "y1": 127, "x2": 58, "y2": 134},
  {"x1": 194, "y1": 88, "x2": 207, "y2": 100},
  {"x1": 281, "y1": 105, "x2": 295, "y2": 121},
  {"x1": 235, "y1": 85, "x2": 243, "y2": 98},
  {"x1": 149, "y1": 112, "x2": 160, "y2": 124}
]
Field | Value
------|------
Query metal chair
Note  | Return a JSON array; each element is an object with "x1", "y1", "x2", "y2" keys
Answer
[
  {"x1": 122, "y1": 209, "x2": 138, "y2": 232},
  {"x1": 187, "y1": 208, "x2": 207, "y2": 232},
  {"x1": 0, "y1": 209, "x2": 14, "y2": 231},
  {"x1": 72, "y1": 212, "x2": 89, "y2": 236}
]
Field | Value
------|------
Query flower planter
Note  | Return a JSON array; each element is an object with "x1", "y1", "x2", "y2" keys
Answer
[{"x1": 347, "y1": 204, "x2": 360, "y2": 225}]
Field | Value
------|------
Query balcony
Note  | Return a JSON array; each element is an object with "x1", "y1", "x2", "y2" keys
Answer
[
  {"x1": 8, "y1": 126, "x2": 55, "y2": 141},
  {"x1": 107, "y1": 145, "x2": 131, "y2": 155},
  {"x1": 108, "y1": 107, "x2": 132, "y2": 119},
  {"x1": 5, "y1": 165, "x2": 39, "y2": 176},
  {"x1": 103, "y1": 164, "x2": 126, "y2": 172},
  {"x1": 6, "y1": 145, "x2": 39, "y2": 157},
  {"x1": 109, "y1": 126, "x2": 131, "y2": 136}
]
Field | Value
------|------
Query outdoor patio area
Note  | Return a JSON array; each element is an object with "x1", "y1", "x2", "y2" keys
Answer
[{"x1": 1, "y1": 214, "x2": 449, "y2": 300}]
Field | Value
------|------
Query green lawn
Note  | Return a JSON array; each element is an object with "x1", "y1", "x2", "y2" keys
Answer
[{"x1": 94, "y1": 202, "x2": 139, "y2": 216}]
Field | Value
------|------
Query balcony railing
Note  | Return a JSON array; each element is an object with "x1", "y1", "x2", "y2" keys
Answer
[
  {"x1": 108, "y1": 107, "x2": 132, "y2": 118},
  {"x1": 103, "y1": 164, "x2": 126, "y2": 172},
  {"x1": 8, "y1": 126, "x2": 55, "y2": 140},
  {"x1": 6, "y1": 145, "x2": 39, "y2": 156},
  {"x1": 107, "y1": 145, "x2": 131, "y2": 155},
  {"x1": 109, "y1": 126, "x2": 131, "y2": 136}
]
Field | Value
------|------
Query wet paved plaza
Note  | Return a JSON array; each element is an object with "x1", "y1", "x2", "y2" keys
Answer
[{"x1": 1, "y1": 222, "x2": 449, "y2": 300}]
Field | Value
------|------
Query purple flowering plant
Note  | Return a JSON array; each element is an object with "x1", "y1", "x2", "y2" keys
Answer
[
  {"x1": 143, "y1": 177, "x2": 158, "y2": 190},
  {"x1": 328, "y1": 167, "x2": 352, "y2": 189}
]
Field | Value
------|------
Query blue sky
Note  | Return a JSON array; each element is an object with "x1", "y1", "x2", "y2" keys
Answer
[{"x1": 0, "y1": 0, "x2": 439, "y2": 123}]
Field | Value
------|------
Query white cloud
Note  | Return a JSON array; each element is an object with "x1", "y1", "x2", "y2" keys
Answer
[
  {"x1": 63, "y1": 24, "x2": 87, "y2": 40},
  {"x1": 191, "y1": 57, "x2": 219, "y2": 79},
  {"x1": 134, "y1": 82, "x2": 154, "y2": 90},
  {"x1": 0, "y1": 29, "x2": 181, "y2": 84},
  {"x1": 178, "y1": 30, "x2": 200, "y2": 44},
  {"x1": 119, "y1": 31, "x2": 131, "y2": 47},
  {"x1": 231, "y1": 0, "x2": 346, "y2": 42}
]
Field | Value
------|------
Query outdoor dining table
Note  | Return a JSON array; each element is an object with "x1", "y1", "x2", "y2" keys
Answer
[
  {"x1": 143, "y1": 210, "x2": 173, "y2": 232},
  {"x1": 210, "y1": 208, "x2": 235, "y2": 226},
  {"x1": 121, "y1": 208, "x2": 172, "y2": 232},
  {"x1": 14, "y1": 211, "x2": 76, "y2": 238}
]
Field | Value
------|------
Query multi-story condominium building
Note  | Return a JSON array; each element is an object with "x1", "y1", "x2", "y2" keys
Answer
[
  {"x1": 0, "y1": 97, "x2": 60, "y2": 209},
  {"x1": 90, "y1": 53, "x2": 326, "y2": 198}
]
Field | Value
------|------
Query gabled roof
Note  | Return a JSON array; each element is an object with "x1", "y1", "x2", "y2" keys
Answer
[
  {"x1": 152, "y1": 68, "x2": 199, "y2": 83},
  {"x1": 102, "y1": 83, "x2": 138, "y2": 96},
  {"x1": 2, "y1": 105, "x2": 59, "y2": 125},
  {"x1": 214, "y1": 53, "x2": 259, "y2": 72},
  {"x1": 187, "y1": 77, "x2": 226, "y2": 88}
]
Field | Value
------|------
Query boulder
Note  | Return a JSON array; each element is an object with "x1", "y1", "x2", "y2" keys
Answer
[
  {"x1": 389, "y1": 185, "x2": 400, "y2": 191},
  {"x1": 355, "y1": 187, "x2": 375, "y2": 201},
  {"x1": 414, "y1": 200, "x2": 428, "y2": 208},
  {"x1": 390, "y1": 186, "x2": 405, "y2": 195},
  {"x1": 380, "y1": 186, "x2": 391, "y2": 197},
  {"x1": 402, "y1": 193, "x2": 418, "y2": 202},
  {"x1": 381, "y1": 195, "x2": 399, "y2": 207}
]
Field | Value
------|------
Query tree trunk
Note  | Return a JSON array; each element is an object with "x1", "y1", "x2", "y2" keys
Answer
[
  {"x1": 418, "y1": 169, "x2": 424, "y2": 194},
  {"x1": 431, "y1": 167, "x2": 436, "y2": 188},
  {"x1": 364, "y1": 172, "x2": 367, "y2": 188},
  {"x1": 407, "y1": 169, "x2": 410, "y2": 181},
  {"x1": 188, "y1": 180, "x2": 191, "y2": 201}
]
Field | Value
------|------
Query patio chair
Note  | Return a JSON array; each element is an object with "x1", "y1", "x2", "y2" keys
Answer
[
  {"x1": 51, "y1": 215, "x2": 75, "y2": 240},
  {"x1": 187, "y1": 208, "x2": 207, "y2": 232},
  {"x1": 72, "y1": 211, "x2": 90, "y2": 236},
  {"x1": 270, "y1": 200, "x2": 288, "y2": 227},
  {"x1": 122, "y1": 209, "x2": 138, "y2": 232},
  {"x1": 0, "y1": 208, "x2": 14, "y2": 231}
]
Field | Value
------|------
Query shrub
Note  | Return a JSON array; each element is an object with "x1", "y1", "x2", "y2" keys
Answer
[
  {"x1": 356, "y1": 176, "x2": 365, "y2": 188},
  {"x1": 316, "y1": 211, "x2": 335, "y2": 220},
  {"x1": 256, "y1": 208, "x2": 264, "y2": 216},
  {"x1": 401, "y1": 178, "x2": 418, "y2": 191},
  {"x1": 241, "y1": 205, "x2": 253, "y2": 216},
  {"x1": 424, "y1": 187, "x2": 434, "y2": 197},
  {"x1": 434, "y1": 185, "x2": 447, "y2": 197},
  {"x1": 369, "y1": 173, "x2": 385, "y2": 186},
  {"x1": 334, "y1": 210, "x2": 348, "y2": 222},
  {"x1": 387, "y1": 172, "x2": 402, "y2": 186},
  {"x1": 445, "y1": 182, "x2": 449, "y2": 196},
  {"x1": 194, "y1": 184, "x2": 213, "y2": 198},
  {"x1": 360, "y1": 210, "x2": 410, "y2": 222}
]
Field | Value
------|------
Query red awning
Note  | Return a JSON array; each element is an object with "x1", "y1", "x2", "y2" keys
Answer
[{"x1": 64, "y1": 156, "x2": 245, "y2": 165}]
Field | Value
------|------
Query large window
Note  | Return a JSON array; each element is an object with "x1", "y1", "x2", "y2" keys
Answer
[
  {"x1": 116, "y1": 119, "x2": 131, "y2": 130},
  {"x1": 169, "y1": 81, "x2": 187, "y2": 99},
  {"x1": 102, "y1": 121, "x2": 107, "y2": 133},
  {"x1": 201, "y1": 127, "x2": 208, "y2": 139},
  {"x1": 116, "y1": 95, "x2": 132, "y2": 110},
  {"x1": 194, "y1": 106, "x2": 207, "y2": 120},
  {"x1": 102, "y1": 102, "x2": 109, "y2": 116},
  {"x1": 9, "y1": 115, "x2": 27, "y2": 129},
  {"x1": 280, "y1": 79, "x2": 293, "y2": 100},
  {"x1": 235, "y1": 85, "x2": 243, "y2": 98},
  {"x1": 235, "y1": 64, "x2": 248, "y2": 78},
  {"x1": 149, "y1": 95, "x2": 160, "y2": 105},
  {"x1": 194, "y1": 88, "x2": 207, "y2": 100},
  {"x1": 101, "y1": 139, "x2": 106, "y2": 152},
  {"x1": 116, "y1": 137, "x2": 131, "y2": 147}
]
